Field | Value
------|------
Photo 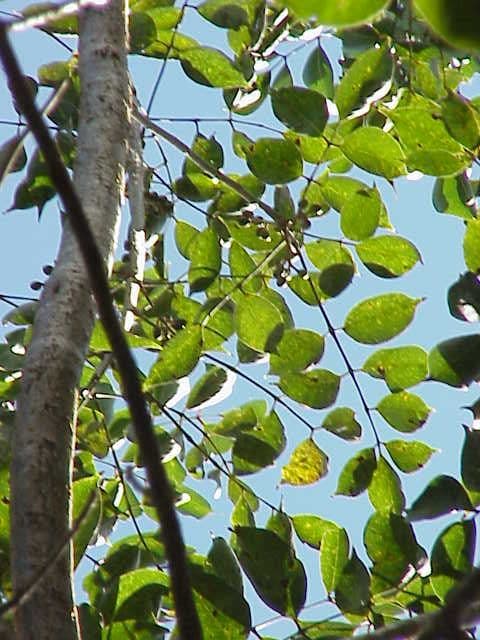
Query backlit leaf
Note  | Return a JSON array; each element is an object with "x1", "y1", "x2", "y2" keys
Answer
[
  {"x1": 340, "y1": 187, "x2": 381, "y2": 241},
  {"x1": 464, "y1": 220, "x2": 480, "y2": 272},
  {"x1": 303, "y1": 44, "x2": 334, "y2": 98},
  {"x1": 362, "y1": 345, "x2": 428, "y2": 390},
  {"x1": 180, "y1": 47, "x2": 246, "y2": 88},
  {"x1": 281, "y1": 439, "x2": 328, "y2": 485},
  {"x1": 322, "y1": 407, "x2": 361, "y2": 441},
  {"x1": 278, "y1": 369, "x2": 340, "y2": 409},
  {"x1": 368, "y1": 457, "x2": 405, "y2": 513},
  {"x1": 321, "y1": 526, "x2": 349, "y2": 592},
  {"x1": 342, "y1": 127, "x2": 407, "y2": 179},
  {"x1": 284, "y1": 0, "x2": 389, "y2": 26},
  {"x1": 336, "y1": 448, "x2": 376, "y2": 497},
  {"x1": 335, "y1": 550, "x2": 371, "y2": 615},
  {"x1": 356, "y1": 236, "x2": 421, "y2": 278},
  {"x1": 430, "y1": 520, "x2": 476, "y2": 602},
  {"x1": 188, "y1": 228, "x2": 221, "y2": 292},
  {"x1": 385, "y1": 440, "x2": 437, "y2": 473},
  {"x1": 344, "y1": 294, "x2": 421, "y2": 344},
  {"x1": 246, "y1": 137, "x2": 303, "y2": 184},
  {"x1": 292, "y1": 515, "x2": 338, "y2": 549},
  {"x1": 147, "y1": 325, "x2": 202, "y2": 386},
  {"x1": 235, "y1": 294, "x2": 284, "y2": 353},
  {"x1": 186, "y1": 366, "x2": 228, "y2": 409},
  {"x1": 414, "y1": 0, "x2": 480, "y2": 50},
  {"x1": 429, "y1": 335, "x2": 480, "y2": 387},
  {"x1": 269, "y1": 328, "x2": 324, "y2": 375},
  {"x1": 408, "y1": 475, "x2": 473, "y2": 521},
  {"x1": 377, "y1": 391, "x2": 431, "y2": 432},
  {"x1": 232, "y1": 410, "x2": 286, "y2": 475},
  {"x1": 271, "y1": 87, "x2": 328, "y2": 136}
]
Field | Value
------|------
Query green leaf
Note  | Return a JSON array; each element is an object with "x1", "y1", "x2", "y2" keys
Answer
[
  {"x1": 184, "y1": 134, "x2": 224, "y2": 175},
  {"x1": 175, "y1": 220, "x2": 198, "y2": 259},
  {"x1": 246, "y1": 137, "x2": 303, "y2": 184},
  {"x1": 228, "y1": 241, "x2": 262, "y2": 293},
  {"x1": 232, "y1": 410, "x2": 286, "y2": 475},
  {"x1": 284, "y1": 0, "x2": 389, "y2": 25},
  {"x1": 198, "y1": 0, "x2": 250, "y2": 29},
  {"x1": 336, "y1": 448, "x2": 377, "y2": 497},
  {"x1": 441, "y1": 91, "x2": 480, "y2": 149},
  {"x1": 433, "y1": 175, "x2": 476, "y2": 220},
  {"x1": 388, "y1": 101, "x2": 470, "y2": 176},
  {"x1": 305, "y1": 239, "x2": 355, "y2": 294},
  {"x1": 461, "y1": 426, "x2": 480, "y2": 495},
  {"x1": 234, "y1": 294, "x2": 284, "y2": 353},
  {"x1": 278, "y1": 369, "x2": 340, "y2": 409},
  {"x1": 335, "y1": 549, "x2": 371, "y2": 615},
  {"x1": 362, "y1": 346, "x2": 428, "y2": 391},
  {"x1": 385, "y1": 440, "x2": 437, "y2": 473},
  {"x1": 266, "y1": 509, "x2": 292, "y2": 545},
  {"x1": 341, "y1": 127, "x2": 407, "y2": 179},
  {"x1": 186, "y1": 366, "x2": 228, "y2": 409},
  {"x1": 269, "y1": 329, "x2": 324, "y2": 375},
  {"x1": 321, "y1": 526, "x2": 349, "y2": 595},
  {"x1": 356, "y1": 236, "x2": 421, "y2": 278},
  {"x1": 408, "y1": 475, "x2": 473, "y2": 521},
  {"x1": 368, "y1": 457, "x2": 405, "y2": 513},
  {"x1": 340, "y1": 187, "x2": 381, "y2": 241},
  {"x1": 208, "y1": 537, "x2": 244, "y2": 594},
  {"x1": 147, "y1": 325, "x2": 202, "y2": 386},
  {"x1": 292, "y1": 514, "x2": 338, "y2": 549},
  {"x1": 464, "y1": 220, "x2": 480, "y2": 272},
  {"x1": 281, "y1": 439, "x2": 329, "y2": 485},
  {"x1": 335, "y1": 43, "x2": 393, "y2": 118},
  {"x1": 302, "y1": 44, "x2": 334, "y2": 99},
  {"x1": 414, "y1": 0, "x2": 480, "y2": 51},
  {"x1": 180, "y1": 47, "x2": 246, "y2": 88},
  {"x1": 377, "y1": 391, "x2": 431, "y2": 432},
  {"x1": 0, "y1": 135, "x2": 27, "y2": 181},
  {"x1": 344, "y1": 294, "x2": 421, "y2": 344},
  {"x1": 233, "y1": 526, "x2": 306, "y2": 615},
  {"x1": 214, "y1": 401, "x2": 261, "y2": 436},
  {"x1": 271, "y1": 87, "x2": 328, "y2": 136},
  {"x1": 115, "y1": 568, "x2": 169, "y2": 620},
  {"x1": 190, "y1": 558, "x2": 251, "y2": 640},
  {"x1": 188, "y1": 228, "x2": 221, "y2": 292},
  {"x1": 177, "y1": 485, "x2": 212, "y2": 519},
  {"x1": 72, "y1": 476, "x2": 101, "y2": 567},
  {"x1": 448, "y1": 272, "x2": 480, "y2": 323},
  {"x1": 428, "y1": 335, "x2": 480, "y2": 387},
  {"x1": 322, "y1": 407, "x2": 361, "y2": 441},
  {"x1": 430, "y1": 520, "x2": 476, "y2": 603}
]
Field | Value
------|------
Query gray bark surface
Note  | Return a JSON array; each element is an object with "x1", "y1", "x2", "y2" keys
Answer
[{"x1": 10, "y1": 3, "x2": 129, "y2": 638}]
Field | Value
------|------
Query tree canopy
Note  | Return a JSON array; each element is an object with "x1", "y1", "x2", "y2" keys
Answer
[{"x1": 1, "y1": 1, "x2": 480, "y2": 639}]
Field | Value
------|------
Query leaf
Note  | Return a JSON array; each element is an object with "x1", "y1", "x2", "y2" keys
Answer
[
  {"x1": 186, "y1": 366, "x2": 228, "y2": 409},
  {"x1": 232, "y1": 410, "x2": 286, "y2": 475},
  {"x1": 464, "y1": 220, "x2": 480, "y2": 272},
  {"x1": 197, "y1": 0, "x2": 250, "y2": 29},
  {"x1": 188, "y1": 228, "x2": 221, "y2": 292},
  {"x1": 377, "y1": 391, "x2": 431, "y2": 432},
  {"x1": 281, "y1": 439, "x2": 329, "y2": 485},
  {"x1": 430, "y1": 520, "x2": 476, "y2": 603},
  {"x1": 433, "y1": 175, "x2": 476, "y2": 220},
  {"x1": 441, "y1": 91, "x2": 480, "y2": 149},
  {"x1": 367, "y1": 457, "x2": 405, "y2": 513},
  {"x1": 335, "y1": 43, "x2": 393, "y2": 118},
  {"x1": 448, "y1": 272, "x2": 480, "y2": 322},
  {"x1": 234, "y1": 294, "x2": 284, "y2": 353},
  {"x1": 305, "y1": 239, "x2": 355, "y2": 295},
  {"x1": 233, "y1": 526, "x2": 306, "y2": 615},
  {"x1": 72, "y1": 476, "x2": 101, "y2": 567},
  {"x1": 278, "y1": 369, "x2": 340, "y2": 409},
  {"x1": 335, "y1": 550, "x2": 371, "y2": 615},
  {"x1": 246, "y1": 137, "x2": 303, "y2": 184},
  {"x1": 362, "y1": 346, "x2": 428, "y2": 391},
  {"x1": 340, "y1": 187, "x2": 381, "y2": 241},
  {"x1": 336, "y1": 448, "x2": 377, "y2": 497},
  {"x1": 414, "y1": 0, "x2": 480, "y2": 51},
  {"x1": 292, "y1": 514, "x2": 338, "y2": 549},
  {"x1": 114, "y1": 568, "x2": 169, "y2": 620},
  {"x1": 341, "y1": 127, "x2": 407, "y2": 179},
  {"x1": 461, "y1": 426, "x2": 480, "y2": 494},
  {"x1": 271, "y1": 87, "x2": 328, "y2": 136},
  {"x1": 344, "y1": 294, "x2": 422, "y2": 344},
  {"x1": 0, "y1": 135, "x2": 27, "y2": 182},
  {"x1": 228, "y1": 241, "x2": 262, "y2": 293},
  {"x1": 184, "y1": 134, "x2": 224, "y2": 175},
  {"x1": 284, "y1": 0, "x2": 389, "y2": 25},
  {"x1": 214, "y1": 401, "x2": 261, "y2": 436},
  {"x1": 356, "y1": 236, "x2": 421, "y2": 278},
  {"x1": 385, "y1": 440, "x2": 437, "y2": 473},
  {"x1": 302, "y1": 44, "x2": 334, "y2": 99},
  {"x1": 428, "y1": 335, "x2": 480, "y2": 387},
  {"x1": 180, "y1": 47, "x2": 246, "y2": 88},
  {"x1": 146, "y1": 325, "x2": 202, "y2": 386},
  {"x1": 321, "y1": 526, "x2": 349, "y2": 592},
  {"x1": 269, "y1": 328, "x2": 324, "y2": 375},
  {"x1": 407, "y1": 475, "x2": 473, "y2": 521},
  {"x1": 175, "y1": 220, "x2": 198, "y2": 259},
  {"x1": 322, "y1": 407, "x2": 361, "y2": 441}
]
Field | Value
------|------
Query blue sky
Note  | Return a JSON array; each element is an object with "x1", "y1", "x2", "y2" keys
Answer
[{"x1": 1, "y1": 2, "x2": 480, "y2": 636}]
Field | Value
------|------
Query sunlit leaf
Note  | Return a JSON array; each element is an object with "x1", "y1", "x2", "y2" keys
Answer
[
  {"x1": 344, "y1": 294, "x2": 422, "y2": 344},
  {"x1": 342, "y1": 127, "x2": 407, "y2": 179},
  {"x1": 368, "y1": 457, "x2": 405, "y2": 513},
  {"x1": 147, "y1": 325, "x2": 202, "y2": 386},
  {"x1": 278, "y1": 369, "x2": 340, "y2": 409},
  {"x1": 281, "y1": 439, "x2": 328, "y2": 485},
  {"x1": 269, "y1": 329, "x2": 324, "y2": 375},
  {"x1": 189, "y1": 228, "x2": 221, "y2": 292},
  {"x1": 180, "y1": 47, "x2": 247, "y2": 88},
  {"x1": 284, "y1": 0, "x2": 389, "y2": 26},
  {"x1": 385, "y1": 440, "x2": 437, "y2": 473},
  {"x1": 340, "y1": 186, "x2": 381, "y2": 241},
  {"x1": 433, "y1": 175, "x2": 476, "y2": 220},
  {"x1": 377, "y1": 391, "x2": 431, "y2": 432},
  {"x1": 464, "y1": 220, "x2": 480, "y2": 272},
  {"x1": 321, "y1": 526, "x2": 349, "y2": 592},
  {"x1": 292, "y1": 514, "x2": 338, "y2": 549},
  {"x1": 235, "y1": 294, "x2": 284, "y2": 352},
  {"x1": 246, "y1": 137, "x2": 303, "y2": 184},
  {"x1": 362, "y1": 345, "x2": 428, "y2": 390},
  {"x1": 356, "y1": 236, "x2": 421, "y2": 278}
]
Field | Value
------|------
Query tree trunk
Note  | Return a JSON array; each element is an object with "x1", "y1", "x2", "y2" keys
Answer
[{"x1": 10, "y1": 3, "x2": 129, "y2": 638}]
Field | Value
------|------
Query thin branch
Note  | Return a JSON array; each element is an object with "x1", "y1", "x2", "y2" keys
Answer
[{"x1": 0, "y1": 24, "x2": 202, "y2": 640}]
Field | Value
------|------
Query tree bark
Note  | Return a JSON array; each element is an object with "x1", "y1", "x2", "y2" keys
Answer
[{"x1": 10, "y1": 3, "x2": 129, "y2": 639}]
